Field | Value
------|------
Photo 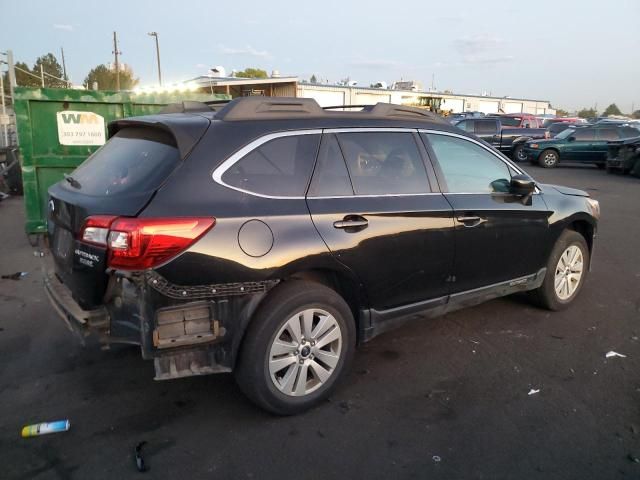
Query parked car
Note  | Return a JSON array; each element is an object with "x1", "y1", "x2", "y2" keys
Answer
[
  {"x1": 448, "y1": 111, "x2": 484, "y2": 124},
  {"x1": 45, "y1": 97, "x2": 600, "y2": 414},
  {"x1": 606, "y1": 136, "x2": 640, "y2": 175},
  {"x1": 455, "y1": 117, "x2": 546, "y2": 161},
  {"x1": 542, "y1": 117, "x2": 587, "y2": 128},
  {"x1": 488, "y1": 113, "x2": 543, "y2": 128},
  {"x1": 524, "y1": 124, "x2": 640, "y2": 168}
]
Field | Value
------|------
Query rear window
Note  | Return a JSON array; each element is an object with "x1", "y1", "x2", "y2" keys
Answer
[{"x1": 65, "y1": 128, "x2": 180, "y2": 196}]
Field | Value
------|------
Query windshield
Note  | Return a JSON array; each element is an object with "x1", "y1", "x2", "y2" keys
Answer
[
  {"x1": 64, "y1": 127, "x2": 180, "y2": 196},
  {"x1": 499, "y1": 117, "x2": 522, "y2": 127},
  {"x1": 556, "y1": 128, "x2": 576, "y2": 139}
]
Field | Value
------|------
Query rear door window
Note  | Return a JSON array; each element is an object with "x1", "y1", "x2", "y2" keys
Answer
[
  {"x1": 475, "y1": 120, "x2": 498, "y2": 135},
  {"x1": 336, "y1": 131, "x2": 430, "y2": 195},
  {"x1": 222, "y1": 134, "x2": 321, "y2": 197},
  {"x1": 456, "y1": 120, "x2": 474, "y2": 132},
  {"x1": 620, "y1": 126, "x2": 640, "y2": 139},
  {"x1": 307, "y1": 134, "x2": 354, "y2": 197},
  {"x1": 66, "y1": 127, "x2": 180, "y2": 196},
  {"x1": 597, "y1": 128, "x2": 620, "y2": 141}
]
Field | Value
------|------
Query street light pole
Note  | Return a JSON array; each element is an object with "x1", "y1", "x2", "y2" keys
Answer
[{"x1": 148, "y1": 32, "x2": 162, "y2": 86}]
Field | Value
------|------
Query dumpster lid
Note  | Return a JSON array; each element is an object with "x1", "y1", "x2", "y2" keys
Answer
[{"x1": 108, "y1": 113, "x2": 210, "y2": 160}]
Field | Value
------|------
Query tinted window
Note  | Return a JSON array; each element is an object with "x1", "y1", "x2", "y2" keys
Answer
[
  {"x1": 66, "y1": 128, "x2": 180, "y2": 196},
  {"x1": 573, "y1": 129, "x2": 596, "y2": 141},
  {"x1": 620, "y1": 126, "x2": 640, "y2": 139},
  {"x1": 597, "y1": 128, "x2": 619, "y2": 141},
  {"x1": 499, "y1": 117, "x2": 521, "y2": 127},
  {"x1": 456, "y1": 120, "x2": 473, "y2": 132},
  {"x1": 475, "y1": 120, "x2": 498, "y2": 135},
  {"x1": 425, "y1": 133, "x2": 511, "y2": 193},
  {"x1": 308, "y1": 134, "x2": 353, "y2": 197},
  {"x1": 336, "y1": 132, "x2": 430, "y2": 195},
  {"x1": 549, "y1": 123, "x2": 570, "y2": 136},
  {"x1": 222, "y1": 134, "x2": 320, "y2": 196}
]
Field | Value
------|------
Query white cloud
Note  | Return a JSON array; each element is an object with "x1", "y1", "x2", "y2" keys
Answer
[
  {"x1": 219, "y1": 45, "x2": 271, "y2": 59},
  {"x1": 53, "y1": 24, "x2": 73, "y2": 31},
  {"x1": 452, "y1": 34, "x2": 514, "y2": 66}
]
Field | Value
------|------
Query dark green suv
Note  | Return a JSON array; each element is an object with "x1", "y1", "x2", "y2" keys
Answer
[{"x1": 523, "y1": 124, "x2": 640, "y2": 168}]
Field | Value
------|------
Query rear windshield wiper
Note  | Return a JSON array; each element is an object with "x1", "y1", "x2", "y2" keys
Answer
[{"x1": 63, "y1": 173, "x2": 81, "y2": 189}]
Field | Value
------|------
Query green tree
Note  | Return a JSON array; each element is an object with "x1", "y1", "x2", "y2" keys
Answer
[
  {"x1": 33, "y1": 53, "x2": 67, "y2": 87},
  {"x1": 14, "y1": 61, "x2": 40, "y2": 87},
  {"x1": 234, "y1": 67, "x2": 268, "y2": 79},
  {"x1": 632, "y1": 110, "x2": 640, "y2": 119},
  {"x1": 603, "y1": 103, "x2": 622, "y2": 116},
  {"x1": 310, "y1": 74, "x2": 317, "y2": 83},
  {"x1": 83, "y1": 64, "x2": 138, "y2": 91},
  {"x1": 555, "y1": 108, "x2": 569, "y2": 117},
  {"x1": 577, "y1": 108, "x2": 597, "y2": 119}
]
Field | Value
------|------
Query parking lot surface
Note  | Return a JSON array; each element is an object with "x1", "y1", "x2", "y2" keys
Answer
[{"x1": 1, "y1": 165, "x2": 638, "y2": 479}]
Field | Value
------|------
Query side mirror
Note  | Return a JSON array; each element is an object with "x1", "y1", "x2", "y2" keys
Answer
[
  {"x1": 510, "y1": 174, "x2": 536, "y2": 196},
  {"x1": 567, "y1": 136, "x2": 576, "y2": 142}
]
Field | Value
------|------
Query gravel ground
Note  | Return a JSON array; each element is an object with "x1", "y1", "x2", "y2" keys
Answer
[{"x1": 0, "y1": 164, "x2": 638, "y2": 479}]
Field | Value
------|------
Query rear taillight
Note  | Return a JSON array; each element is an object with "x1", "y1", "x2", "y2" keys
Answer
[
  {"x1": 81, "y1": 215, "x2": 117, "y2": 245},
  {"x1": 80, "y1": 216, "x2": 215, "y2": 270}
]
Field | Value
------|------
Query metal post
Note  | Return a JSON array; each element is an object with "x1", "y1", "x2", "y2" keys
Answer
[
  {"x1": 60, "y1": 47, "x2": 69, "y2": 87},
  {"x1": 40, "y1": 64, "x2": 44, "y2": 87},
  {"x1": 113, "y1": 31, "x2": 121, "y2": 91},
  {"x1": 148, "y1": 32, "x2": 162, "y2": 86},
  {"x1": 0, "y1": 71, "x2": 8, "y2": 147}
]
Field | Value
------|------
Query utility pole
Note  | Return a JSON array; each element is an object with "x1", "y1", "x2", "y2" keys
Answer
[
  {"x1": 147, "y1": 32, "x2": 162, "y2": 86},
  {"x1": 60, "y1": 47, "x2": 69, "y2": 87},
  {"x1": 0, "y1": 70, "x2": 7, "y2": 146},
  {"x1": 40, "y1": 64, "x2": 44, "y2": 87},
  {"x1": 112, "y1": 31, "x2": 121, "y2": 90}
]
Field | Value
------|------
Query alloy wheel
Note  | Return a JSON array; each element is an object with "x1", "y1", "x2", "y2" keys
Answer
[
  {"x1": 268, "y1": 308, "x2": 342, "y2": 396},
  {"x1": 543, "y1": 152, "x2": 557, "y2": 167},
  {"x1": 554, "y1": 245, "x2": 584, "y2": 300}
]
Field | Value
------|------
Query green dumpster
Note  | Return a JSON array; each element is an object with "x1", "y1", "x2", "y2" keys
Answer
[{"x1": 13, "y1": 87, "x2": 230, "y2": 234}]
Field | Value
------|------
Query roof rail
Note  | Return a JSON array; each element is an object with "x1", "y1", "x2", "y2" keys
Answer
[
  {"x1": 215, "y1": 97, "x2": 324, "y2": 121},
  {"x1": 213, "y1": 97, "x2": 445, "y2": 122}
]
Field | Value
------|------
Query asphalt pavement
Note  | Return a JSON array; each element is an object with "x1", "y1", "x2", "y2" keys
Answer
[{"x1": 0, "y1": 164, "x2": 638, "y2": 479}]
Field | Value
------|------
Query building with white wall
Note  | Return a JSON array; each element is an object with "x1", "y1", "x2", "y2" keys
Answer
[{"x1": 297, "y1": 83, "x2": 555, "y2": 115}]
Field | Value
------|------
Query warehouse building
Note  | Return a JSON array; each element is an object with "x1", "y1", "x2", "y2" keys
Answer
[{"x1": 189, "y1": 72, "x2": 554, "y2": 115}]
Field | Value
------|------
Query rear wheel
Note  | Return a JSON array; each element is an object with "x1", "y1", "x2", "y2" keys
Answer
[
  {"x1": 539, "y1": 149, "x2": 559, "y2": 168},
  {"x1": 235, "y1": 280, "x2": 355, "y2": 415},
  {"x1": 529, "y1": 230, "x2": 589, "y2": 310},
  {"x1": 512, "y1": 144, "x2": 527, "y2": 162},
  {"x1": 596, "y1": 163, "x2": 605, "y2": 170}
]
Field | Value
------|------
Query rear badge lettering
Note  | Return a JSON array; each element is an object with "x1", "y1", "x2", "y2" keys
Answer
[{"x1": 75, "y1": 249, "x2": 100, "y2": 268}]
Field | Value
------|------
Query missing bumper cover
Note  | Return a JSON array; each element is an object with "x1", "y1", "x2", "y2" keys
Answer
[{"x1": 153, "y1": 301, "x2": 225, "y2": 349}]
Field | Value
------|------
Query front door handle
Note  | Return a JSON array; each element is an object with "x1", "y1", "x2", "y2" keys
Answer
[
  {"x1": 333, "y1": 215, "x2": 369, "y2": 230},
  {"x1": 456, "y1": 215, "x2": 487, "y2": 227}
]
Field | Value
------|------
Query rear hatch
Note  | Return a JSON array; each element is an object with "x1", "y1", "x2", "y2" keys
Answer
[{"x1": 47, "y1": 124, "x2": 202, "y2": 309}]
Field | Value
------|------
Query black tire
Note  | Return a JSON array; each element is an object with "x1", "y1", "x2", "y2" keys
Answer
[
  {"x1": 512, "y1": 144, "x2": 527, "y2": 163},
  {"x1": 605, "y1": 165, "x2": 614, "y2": 174},
  {"x1": 529, "y1": 229, "x2": 590, "y2": 311},
  {"x1": 235, "y1": 280, "x2": 356, "y2": 415},
  {"x1": 539, "y1": 149, "x2": 559, "y2": 168},
  {"x1": 596, "y1": 163, "x2": 605, "y2": 170}
]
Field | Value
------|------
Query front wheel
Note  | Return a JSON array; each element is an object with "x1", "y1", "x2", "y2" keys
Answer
[
  {"x1": 539, "y1": 149, "x2": 559, "y2": 168},
  {"x1": 235, "y1": 280, "x2": 355, "y2": 415},
  {"x1": 512, "y1": 144, "x2": 527, "y2": 163},
  {"x1": 529, "y1": 230, "x2": 589, "y2": 310}
]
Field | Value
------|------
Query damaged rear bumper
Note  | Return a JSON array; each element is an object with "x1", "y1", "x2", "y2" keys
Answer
[{"x1": 43, "y1": 260, "x2": 279, "y2": 381}]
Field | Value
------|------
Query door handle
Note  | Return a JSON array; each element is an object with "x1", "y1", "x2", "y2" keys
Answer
[
  {"x1": 456, "y1": 215, "x2": 487, "y2": 227},
  {"x1": 333, "y1": 216, "x2": 369, "y2": 229}
]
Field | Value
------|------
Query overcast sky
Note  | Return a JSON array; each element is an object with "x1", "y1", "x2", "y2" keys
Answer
[{"x1": 2, "y1": 0, "x2": 638, "y2": 111}]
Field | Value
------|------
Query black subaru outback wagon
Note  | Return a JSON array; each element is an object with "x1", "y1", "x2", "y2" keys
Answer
[{"x1": 45, "y1": 97, "x2": 600, "y2": 414}]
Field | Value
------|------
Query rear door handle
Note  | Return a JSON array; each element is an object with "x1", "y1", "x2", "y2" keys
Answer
[
  {"x1": 333, "y1": 216, "x2": 368, "y2": 229},
  {"x1": 456, "y1": 215, "x2": 487, "y2": 227}
]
